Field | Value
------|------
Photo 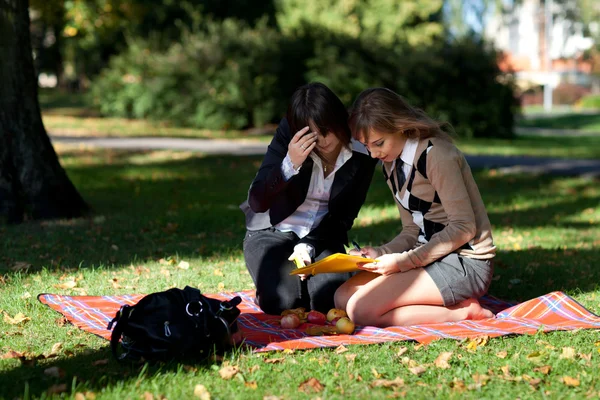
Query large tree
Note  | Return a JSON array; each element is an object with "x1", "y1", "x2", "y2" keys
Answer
[{"x1": 0, "y1": 0, "x2": 88, "y2": 224}]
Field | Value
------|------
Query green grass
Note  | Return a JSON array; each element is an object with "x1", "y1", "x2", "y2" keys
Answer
[
  {"x1": 1, "y1": 146, "x2": 599, "y2": 399},
  {"x1": 518, "y1": 112, "x2": 600, "y2": 132},
  {"x1": 457, "y1": 135, "x2": 600, "y2": 159}
]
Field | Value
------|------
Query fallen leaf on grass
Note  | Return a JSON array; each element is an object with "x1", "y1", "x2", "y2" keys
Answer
[
  {"x1": 526, "y1": 351, "x2": 546, "y2": 363},
  {"x1": 396, "y1": 347, "x2": 408, "y2": 357},
  {"x1": 466, "y1": 336, "x2": 488, "y2": 352},
  {"x1": 264, "y1": 358, "x2": 285, "y2": 364},
  {"x1": 408, "y1": 366, "x2": 427, "y2": 376},
  {"x1": 472, "y1": 374, "x2": 490, "y2": 385},
  {"x1": 143, "y1": 392, "x2": 153, "y2": 400},
  {"x1": 534, "y1": 365, "x2": 552, "y2": 375},
  {"x1": 218, "y1": 365, "x2": 239, "y2": 380},
  {"x1": 213, "y1": 269, "x2": 224, "y2": 276},
  {"x1": 178, "y1": 261, "x2": 190, "y2": 270},
  {"x1": 562, "y1": 376, "x2": 580, "y2": 387},
  {"x1": 3, "y1": 311, "x2": 30, "y2": 325},
  {"x1": 371, "y1": 377, "x2": 405, "y2": 388},
  {"x1": 11, "y1": 262, "x2": 31, "y2": 272},
  {"x1": 298, "y1": 377, "x2": 324, "y2": 393},
  {"x1": 1, "y1": 350, "x2": 24, "y2": 359},
  {"x1": 45, "y1": 342, "x2": 63, "y2": 358},
  {"x1": 345, "y1": 353, "x2": 357, "y2": 362},
  {"x1": 496, "y1": 351, "x2": 508, "y2": 359},
  {"x1": 560, "y1": 347, "x2": 576, "y2": 359},
  {"x1": 245, "y1": 381, "x2": 258, "y2": 389},
  {"x1": 193, "y1": 384, "x2": 211, "y2": 400},
  {"x1": 434, "y1": 352, "x2": 452, "y2": 369},
  {"x1": 20, "y1": 292, "x2": 31, "y2": 299},
  {"x1": 47, "y1": 384, "x2": 68, "y2": 394},
  {"x1": 55, "y1": 280, "x2": 77, "y2": 289},
  {"x1": 44, "y1": 366, "x2": 66, "y2": 378},
  {"x1": 335, "y1": 345, "x2": 349, "y2": 354}
]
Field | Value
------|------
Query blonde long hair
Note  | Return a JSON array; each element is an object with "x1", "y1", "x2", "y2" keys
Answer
[{"x1": 348, "y1": 88, "x2": 453, "y2": 143}]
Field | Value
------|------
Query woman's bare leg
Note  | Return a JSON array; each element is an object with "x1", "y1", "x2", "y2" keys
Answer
[{"x1": 343, "y1": 268, "x2": 493, "y2": 327}]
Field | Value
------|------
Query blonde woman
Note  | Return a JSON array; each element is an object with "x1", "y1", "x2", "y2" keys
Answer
[{"x1": 335, "y1": 88, "x2": 495, "y2": 327}]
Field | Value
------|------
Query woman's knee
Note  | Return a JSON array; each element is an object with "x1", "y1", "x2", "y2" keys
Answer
[
  {"x1": 333, "y1": 283, "x2": 352, "y2": 310},
  {"x1": 345, "y1": 294, "x2": 377, "y2": 326}
]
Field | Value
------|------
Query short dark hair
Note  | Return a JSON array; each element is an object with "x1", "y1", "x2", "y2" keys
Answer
[{"x1": 287, "y1": 82, "x2": 351, "y2": 146}]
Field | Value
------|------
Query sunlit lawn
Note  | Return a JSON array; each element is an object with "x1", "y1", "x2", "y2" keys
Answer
[{"x1": 1, "y1": 144, "x2": 599, "y2": 399}]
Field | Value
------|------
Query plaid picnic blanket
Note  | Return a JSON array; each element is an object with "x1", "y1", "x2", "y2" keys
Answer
[{"x1": 38, "y1": 290, "x2": 600, "y2": 352}]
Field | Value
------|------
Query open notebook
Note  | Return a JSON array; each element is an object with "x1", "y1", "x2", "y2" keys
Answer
[{"x1": 289, "y1": 253, "x2": 375, "y2": 276}]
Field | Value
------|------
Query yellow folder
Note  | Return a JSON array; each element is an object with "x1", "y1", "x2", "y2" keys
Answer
[{"x1": 289, "y1": 253, "x2": 375, "y2": 276}]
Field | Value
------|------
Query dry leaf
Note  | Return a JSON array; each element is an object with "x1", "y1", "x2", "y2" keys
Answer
[
  {"x1": 20, "y1": 292, "x2": 32, "y2": 299},
  {"x1": 44, "y1": 366, "x2": 66, "y2": 378},
  {"x1": 496, "y1": 351, "x2": 508, "y2": 359},
  {"x1": 562, "y1": 376, "x2": 580, "y2": 387},
  {"x1": 213, "y1": 269, "x2": 224, "y2": 276},
  {"x1": 335, "y1": 345, "x2": 349, "y2": 354},
  {"x1": 371, "y1": 368, "x2": 382, "y2": 378},
  {"x1": 193, "y1": 384, "x2": 211, "y2": 400},
  {"x1": 345, "y1": 353, "x2": 357, "y2": 362},
  {"x1": 466, "y1": 336, "x2": 488, "y2": 352},
  {"x1": 264, "y1": 358, "x2": 284, "y2": 364},
  {"x1": 55, "y1": 280, "x2": 77, "y2": 289},
  {"x1": 178, "y1": 261, "x2": 190, "y2": 270},
  {"x1": 2, "y1": 350, "x2": 24, "y2": 359},
  {"x1": 534, "y1": 365, "x2": 552, "y2": 375},
  {"x1": 11, "y1": 262, "x2": 31, "y2": 272},
  {"x1": 219, "y1": 365, "x2": 239, "y2": 380},
  {"x1": 500, "y1": 365, "x2": 511, "y2": 376},
  {"x1": 245, "y1": 381, "x2": 258, "y2": 389},
  {"x1": 434, "y1": 352, "x2": 453, "y2": 369},
  {"x1": 74, "y1": 393, "x2": 86, "y2": 400},
  {"x1": 143, "y1": 392, "x2": 153, "y2": 400},
  {"x1": 3, "y1": 311, "x2": 30, "y2": 325},
  {"x1": 47, "y1": 384, "x2": 68, "y2": 394},
  {"x1": 472, "y1": 374, "x2": 490, "y2": 385},
  {"x1": 217, "y1": 282, "x2": 225, "y2": 291},
  {"x1": 396, "y1": 346, "x2": 408, "y2": 357},
  {"x1": 408, "y1": 366, "x2": 427, "y2": 376},
  {"x1": 560, "y1": 347, "x2": 576, "y2": 359},
  {"x1": 526, "y1": 351, "x2": 545, "y2": 363},
  {"x1": 298, "y1": 377, "x2": 324, "y2": 393},
  {"x1": 371, "y1": 377, "x2": 405, "y2": 388},
  {"x1": 528, "y1": 378, "x2": 542, "y2": 388},
  {"x1": 248, "y1": 365, "x2": 260, "y2": 374},
  {"x1": 45, "y1": 342, "x2": 63, "y2": 358}
]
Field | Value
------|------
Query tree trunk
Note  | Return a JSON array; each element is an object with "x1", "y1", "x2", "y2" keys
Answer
[{"x1": 0, "y1": 0, "x2": 88, "y2": 224}]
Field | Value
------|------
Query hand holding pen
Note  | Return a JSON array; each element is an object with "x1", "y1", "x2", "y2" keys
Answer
[{"x1": 350, "y1": 240, "x2": 380, "y2": 259}]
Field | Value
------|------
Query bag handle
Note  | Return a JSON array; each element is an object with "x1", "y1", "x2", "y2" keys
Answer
[{"x1": 108, "y1": 305, "x2": 131, "y2": 362}]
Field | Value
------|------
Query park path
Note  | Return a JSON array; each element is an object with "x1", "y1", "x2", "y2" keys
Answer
[{"x1": 49, "y1": 134, "x2": 600, "y2": 178}]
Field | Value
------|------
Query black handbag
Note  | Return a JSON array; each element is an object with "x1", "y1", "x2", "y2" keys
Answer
[{"x1": 108, "y1": 286, "x2": 241, "y2": 362}]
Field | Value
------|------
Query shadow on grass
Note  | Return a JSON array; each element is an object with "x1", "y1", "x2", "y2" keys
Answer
[
  {"x1": 0, "y1": 345, "x2": 222, "y2": 399},
  {"x1": 2, "y1": 152, "x2": 598, "y2": 279}
]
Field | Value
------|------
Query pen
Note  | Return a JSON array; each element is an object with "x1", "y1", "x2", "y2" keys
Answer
[{"x1": 351, "y1": 240, "x2": 367, "y2": 258}]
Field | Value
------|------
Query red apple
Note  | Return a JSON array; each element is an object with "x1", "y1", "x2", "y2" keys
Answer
[
  {"x1": 326, "y1": 308, "x2": 347, "y2": 322},
  {"x1": 280, "y1": 313, "x2": 301, "y2": 329},
  {"x1": 307, "y1": 310, "x2": 327, "y2": 325},
  {"x1": 335, "y1": 317, "x2": 355, "y2": 334}
]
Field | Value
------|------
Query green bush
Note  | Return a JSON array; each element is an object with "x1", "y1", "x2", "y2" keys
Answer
[
  {"x1": 91, "y1": 7, "x2": 517, "y2": 138},
  {"x1": 91, "y1": 19, "x2": 281, "y2": 130}
]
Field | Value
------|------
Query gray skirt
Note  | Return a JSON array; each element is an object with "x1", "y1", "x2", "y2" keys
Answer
[{"x1": 424, "y1": 253, "x2": 494, "y2": 306}]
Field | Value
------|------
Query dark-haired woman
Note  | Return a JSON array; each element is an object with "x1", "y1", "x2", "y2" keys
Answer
[{"x1": 240, "y1": 82, "x2": 377, "y2": 315}]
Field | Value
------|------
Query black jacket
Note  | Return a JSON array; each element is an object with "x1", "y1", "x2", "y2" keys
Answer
[{"x1": 240, "y1": 118, "x2": 377, "y2": 255}]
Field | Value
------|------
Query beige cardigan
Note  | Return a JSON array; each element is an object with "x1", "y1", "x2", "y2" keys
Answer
[{"x1": 376, "y1": 136, "x2": 496, "y2": 269}]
